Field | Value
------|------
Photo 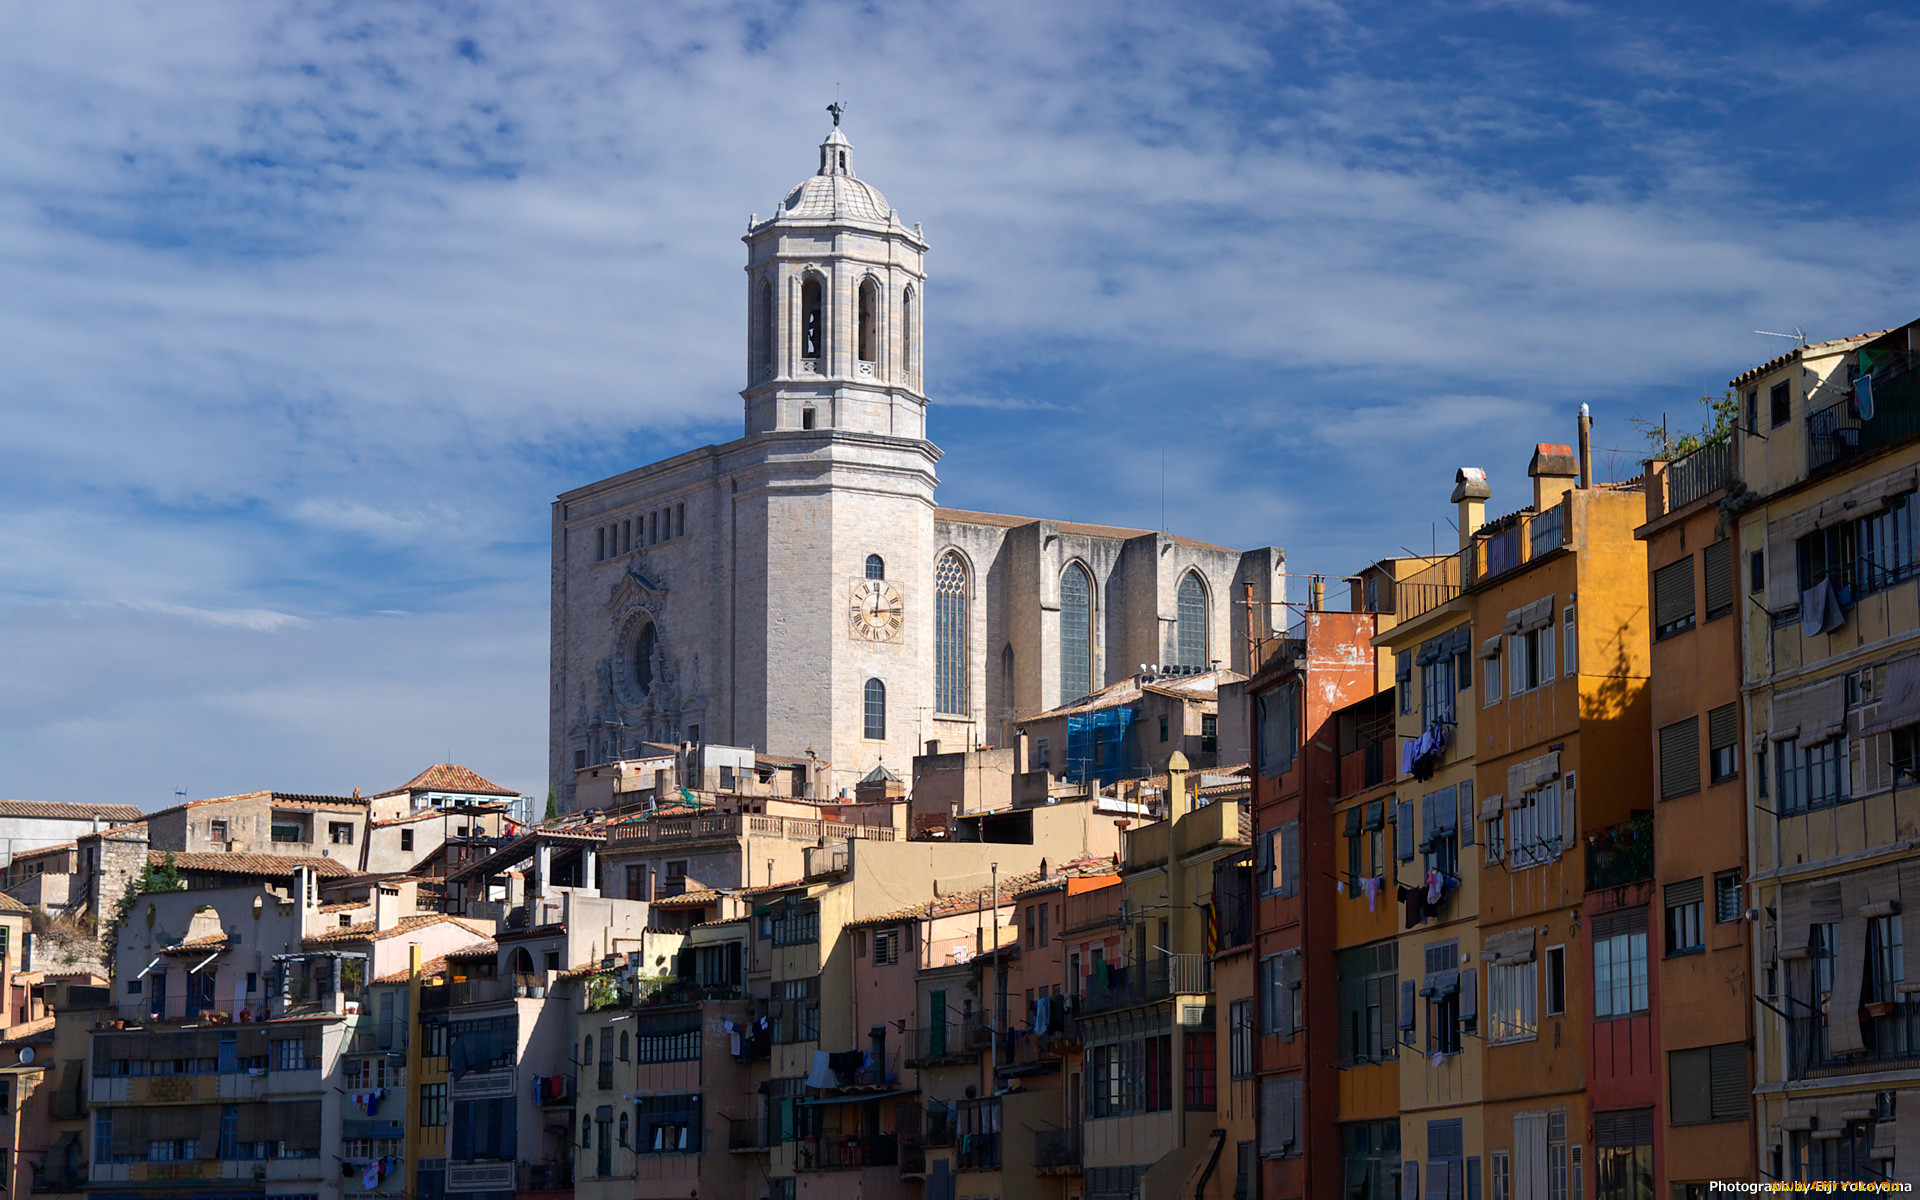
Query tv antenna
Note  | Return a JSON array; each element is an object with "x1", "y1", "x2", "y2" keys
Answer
[{"x1": 1754, "y1": 328, "x2": 1807, "y2": 347}]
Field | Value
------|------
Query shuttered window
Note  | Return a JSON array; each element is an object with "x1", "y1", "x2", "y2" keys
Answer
[
  {"x1": 1653, "y1": 557, "x2": 1696, "y2": 639},
  {"x1": 1703, "y1": 539, "x2": 1734, "y2": 620},
  {"x1": 1669, "y1": 1042, "x2": 1747, "y2": 1123},
  {"x1": 1665, "y1": 877, "x2": 1705, "y2": 956},
  {"x1": 1594, "y1": 1107, "x2": 1654, "y2": 1147},
  {"x1": 1707, "y1": 704, "x2": 1739, "y2": 783},
  {"x1": 1259, "y1": 1074, "x2": 1301, "y2": 1157},
  {"x1": 1659, "y1": 716, "x2": 1701, "y2": 799}
]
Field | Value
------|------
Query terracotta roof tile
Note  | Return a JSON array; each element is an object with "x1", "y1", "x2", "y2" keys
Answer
[
  {"x1": 150, "y1": 850, "x2": 355, "y2": 878},
  {"x1": 0, "y1": 893, "x2": 31, "y2": 914},
  {"x1": 383, "y1": 765, "x2": 519, "y2": 798},
  {"x1": 301, "y1": 914, "x2": 485, "y2": 948},
  {"x1": 443, "y1": 941, "x2": 499, "y2": 961},
  {"x1": 0, "y1": 801, "x2": 143, "y2": 823}
]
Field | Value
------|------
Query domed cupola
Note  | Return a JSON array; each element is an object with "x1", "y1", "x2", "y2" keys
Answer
[{"x1": 740, "y1": 108, "x2": 930, "y2": 442}]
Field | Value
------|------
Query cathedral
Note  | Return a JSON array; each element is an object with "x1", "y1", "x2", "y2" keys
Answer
[{"x1": 549, "y1": 117, "x2": 1287, "y2": 807}]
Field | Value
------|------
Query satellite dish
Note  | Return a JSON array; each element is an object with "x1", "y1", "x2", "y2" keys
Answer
[{"x1": 18, "y1": 1047, "x2": 33, "y2": 1065}]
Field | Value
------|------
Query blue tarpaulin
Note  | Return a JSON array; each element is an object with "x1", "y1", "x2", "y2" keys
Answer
[{"x1": 1065, "y1": 707, "x2": 1134, "y2": 786}]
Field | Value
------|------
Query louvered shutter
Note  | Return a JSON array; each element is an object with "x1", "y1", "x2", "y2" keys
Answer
[
  {"x1": 1399, "y1": 980, "x2": 1417, "y2": 1031},
  {"x1": 1459, "y1": 968, "x2": 1477, "y2": 1025},
  {"x1": 1828, "y1": 909, "x2": 1870, "y2": 1055},
  {"x1": 1704, "y1": 539, "x2": 1734, "y2": 619},
  {"x1": 1668, "y1": 1046, "x2": 1711, "y2": 1123},
  {"x1": 1654, "y1": 557, "x2": 1696, "y2": 633},
  {"x1": 1344, "y1": 807, "x2": 1364, "y2": 837},
  {"x1": 1708, "y1": 1042, "x2": 1749, "y2": 1121},
  {"x1": 1279, "y1": 822, "x2": 1299, "y2": 899},
  {"x1": 1397, "y1": 801, "x2": 1416, "y2": 861},
  {"x1": 1402, "y1": 1160, "x2": 1420, "y2": 1200},
  {"x1": 1458, "y1": 782, "x2": 1474, "y2": 847},
  {"x1": 1659, "y1": 717, "x2": 1701, "y2": 799}
]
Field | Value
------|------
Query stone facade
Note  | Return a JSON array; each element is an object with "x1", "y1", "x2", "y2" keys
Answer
[{"x1": 550, "y1": 123, "x2": 1287, "y2": 806}]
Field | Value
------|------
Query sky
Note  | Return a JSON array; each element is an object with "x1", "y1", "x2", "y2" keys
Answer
[{"x1": 3, "y1": 0, "x2": 1918, "y2": 807}]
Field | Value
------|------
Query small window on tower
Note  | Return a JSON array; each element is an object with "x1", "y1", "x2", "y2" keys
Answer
[
  {"x1": 802, "y1": 277, "x2": 824, "y2": 359},
  {"x1": 802, "y1": 408, "x2": 816, "y2": 430},
  {"x1": 858, "y1": 277, "x2": 878, "y2": 363},
  {"x1": 866, "y1": 555, "x2": 885, "y2": 581}
]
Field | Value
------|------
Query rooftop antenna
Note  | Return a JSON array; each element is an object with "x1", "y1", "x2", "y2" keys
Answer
[{"x1": 1755, "y1": 328, "x2": 1807, "y2": 347}]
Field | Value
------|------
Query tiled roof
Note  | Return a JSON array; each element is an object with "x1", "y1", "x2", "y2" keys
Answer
[
  {"x1": 384, "y1": 765, "x2": 519, "y2": 798},
  {"x1": 151, "y1": 850, "x2": 354, "y2": 878},
  {"x1": 935, "y1": 507, "x2": 1233, "y2": 553},
  {"x1": 553, "y1": 963, "x2": 612, "y2": 981},
  {"x1": 301, "y1": 914, "x2": 486, "y2": 948},
  {"x1": 0, "y1": 801, "x2": 143, "y2": 823},
  {"x1": 846, "y1": 857, "x2": 1119, "y2": 928},
  {"x1": 160, "y1": 934, "x2": 234, "y2": 956},
  {"x1": 1729, "y1": 329, "x2": 1891, "y2": 389},
  {"x1": 0, "y1": 892, "x2": 30, "y2": 914},
  {"x1": 319, "y1": 902, "x2": 367, "y2": 913},
  {"x1": 443, "y1": 941, "x2": 499, "y2": 961},
  {"x1": 652, "y1": 886, "x2": 719, "y2": 910},
  {"x1": 372, "y1": 938, "x2": 496, "y2": 985}
]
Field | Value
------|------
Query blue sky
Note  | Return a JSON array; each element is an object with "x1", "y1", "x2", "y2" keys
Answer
[{"x1": 4, "y1": 0, "x2": 1918, "y2": 806}]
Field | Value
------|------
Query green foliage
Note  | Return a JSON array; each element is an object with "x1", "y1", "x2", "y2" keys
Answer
[
  {"x1": 105, "y1": 851, "x2": 185, "y2": 961},
  {"x1": 1635, "y1": 390, "x2": 1739, "y2": 460},
  {"x1": 545, "y1": 792, "x2": 559, "y2": 822}
]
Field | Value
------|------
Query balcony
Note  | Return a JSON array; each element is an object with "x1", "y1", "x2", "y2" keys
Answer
[
  {"x1": 904, "y1": 1023, "x2": 989, "y2": 1067},
  {"x1": 1472, "y1": 503, "x2": 1568, "y2": 585},
  {"x1": 1790, "y1": 999, "x2": 1920, "y2": 1078},
  {"x1": 1061, "y1": 883, "x2": 1122, "y2": 934},
  {"x1": 1585, "y1": 814, "x2": 1653, "y2": 892},
  {"x1": 534, "y1": 1074, "x2": 574, "y2": 1107},
  {"x1": 1080, "y1": 954, "x2": 1210, "y2": 1015},
  {"x1": 1662, "y1": 437, "x2": 1735, "y2": 513},
  {"x1": 728, "y1": 1115, "x2": 770, "y2": 1152},
  {"x1": 515, "y1": 1161, "x2": 574, "y2": 1193},
  {"x1": 1033, "y1": 1127, "x2": 1083, "y2": 1174},
  {"x1": 347, "y1": 1020, "x2": 404, "y2": 1055},
  {"x1": 604, "y1": 811, "x2": 897, "y2": 848},
  {"x1": 1395, "y1": 550, "x2": 1467, "y2": 623},
  {"x1": 799, "y1": 1133, "x2": 898, "y2": 1171},
  {"x1": 955, "y1": 1130, "x2": 1000, "y2": 1172},
  {"x1": 1807, "y1": 367, "x2": 1920, "y2": 475}
]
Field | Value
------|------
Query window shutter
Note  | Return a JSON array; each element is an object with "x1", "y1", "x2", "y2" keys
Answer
[
  {"x1": 1397, "y1": 801, "x2": 1416, "y2": 861},
  {"x1": 1707, "y1": 703, "x2": 1738, "y2": 757},
  {"x1": 1458, "y1": 782, "x2": 1474, "y2": 847},
  {"x1": 1399, "y1": 980, "x2": 1417, "y2": 1030},
  {"x1": 1283, "y1": 1075, "x2": 1302, "y2": 1150},
  {"x1": 1666, "y1": 877, "x2": 1704, "y2": 910},
  {"x1": 1653, "y1": 556, "x2": 1696, "y2": 633},
  {"x1": 1659, "y1": 717, "x2": 1701, "y2": 799},
  {"x1": 1402, "y1": 1160, "x2": 1420, "y2": 1200},
  {"x1": 1255, "y1": 832, "x2": 1272, "y2": 895},
  {"x1": 1827, "y1": 915, "x2": 1869, "y2": 1055},
  {"x1": 1344, "y1": 807, "x2": 1364, "y2": 838},
  {"x1": 1703, "y1": 540, "x2": 1734, "y2": 619},
  {"x1": 1668, "y1": 1047, "x2": 1711, "y2": 1124},
  {"x1": 1708, "y1": 1042, "x2": 1748, "y2": 1121},
  {"x1": 1459, "y1": 968, "x2": 1477, "y2": 1024},
  {"x1": 1279, "y1": 822, "x2": 1299, "y2": 899}
]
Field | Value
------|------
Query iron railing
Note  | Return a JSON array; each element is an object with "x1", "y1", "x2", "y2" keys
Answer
[
  {"x1": 905, "y1": 1024, "x2": 985, "y2": 1065},
  {"x1": 1790, "y1": 1000, "x2": 1920, "y2": 1077},
  {"x1": 727, "y1": 1116, "x2": 769, "y2": 1152},
  {"x1": 1807, "y1": 368, "x2": 1920, "y2": 474},
  {"x1": 1665, "y1": 437, "x2": 1734, "y2": 511},
  {"x1": 1585, "y1": 814, "x2": 1654, "y2": 892},
  {"x1": 1034, "y1": 1127, "x2": 1083, "y2": 1171},
  {"x1": 1395, "y1": 551, "x2": 1467, "y2": 623},
  {"x1": 800, "y1": 1133, "x2": 897, "y2": 1171}
]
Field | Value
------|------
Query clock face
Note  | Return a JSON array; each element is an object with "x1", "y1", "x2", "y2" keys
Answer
[{"x1": 848, "y1": 579, "x2": 905, "y2": 643}]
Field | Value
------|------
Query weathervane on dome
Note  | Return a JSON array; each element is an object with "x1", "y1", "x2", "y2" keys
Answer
[{"x1": 827, "y1": 100, "x2": 845, "y2": 128}]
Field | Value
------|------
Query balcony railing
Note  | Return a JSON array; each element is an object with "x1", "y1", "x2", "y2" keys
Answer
[
  {"x1": 1807, "y1": 367, "x2": 1920, "y2": 474},
  {"x1": 1790, "y1": 999, "x2": 1920, "y2": 1077},
  {"x1": 515, "y1": 1161, "x2": 573, "y2": 1192},
  {"x1": 1585, "y1": 814, "x2": 1653, "y2": 892},
  {"x1": 905, "y1": 1024, "x2": 984, "y2": 1066},
  {"x1": 800, "y1": 1133, "x2": 898, "y2": 1171},
  {"x1": 1033, "y1": 1127, "x2": 1083, "y2": 1173},
  {"x1": 955, "y1": 1131, "x2": 1000, "y2": 1172},
  {"x1": 1665, "y1": 437, "x2": 1735, "y2": 511},
  {"x1": 605, "y1": 812, "x2": 897, "y2": 848},
  {"x1": 1395, "y1": 550, "x2": 1467, "y2": 623},
  {"x1": 1472, "y1": 503, "x2": 1569, "y2": 585},
  {"x1": 1080, "y1": 954, "x2": 1210, "y2": 1015},
  {"x1": 1060, "y1": 883, "x2": 1122, "y2": 934}
]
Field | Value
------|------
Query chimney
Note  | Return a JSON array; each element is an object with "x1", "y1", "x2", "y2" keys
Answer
[
  {"x1": 1452, "y1": 468, "x2": 1491, "y2": 550},
  {"x1": 1307, "y1": 576, "x2": 1326, "y2": 612},
  {"x1": 925, "y1": 739, "x2": 941, "y2": 757},
  {"x1": 1165, "y1": 751, "x2": 1191, "y2": 821},
  {"x1": 1577, "y1": 404, "x2": 1593, "y2": 489},
  {"x1": 373, "y1": 886, "x2": 395, "y2": 932},
  {"x1": 1529, "y1": 443, "x2": 1579, "y2": 513},
  {"x1": 1015, "y1": 729, "x2": 1030, "y2": 774}
]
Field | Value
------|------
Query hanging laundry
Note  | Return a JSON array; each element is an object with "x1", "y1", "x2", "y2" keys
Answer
[
  {"x1": 1397, "y1": 883, "x2": 1429, "y2": 929},
  {"x1": 806, "y1": 1049, "x2": 836, "y2": 1089},
  {"x1": 1430, "y1": 1050, "x2": 1445, "y2": 1068},
  {"x1": 1425, "y1": 868, "x2": 1445, "y2": 906},
  {"x1": 363, "y1": 1161, "x2": 382, "y2": 1190},
  {"x1": 1359, "y1": 876, "x2": 1382, "y2": 912}
]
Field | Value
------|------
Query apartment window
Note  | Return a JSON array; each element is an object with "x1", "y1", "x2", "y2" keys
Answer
[
  {"x1": 1593, "y1": 908, "x2": 1650, "y2": 1018},
  {"x1": 1712, "y1": 869, "x2": 1743, "y2": 924},
  {"x1": 329, "y1": 822, "x2": 354, "y2": 845},
  {"x1": 872, "y1": 926, "x2": 901, "y2": 966},
  {"x1": 1422, "y1": 940, "x2": 1463, "y2": 1056},
  {"x1": 1544, "y1": 944, "x2": 1566, "y2": 1015},
  {"x1": 1702, "y1": 703, "x2": 1739, "y2": 784},
  {"x1": 1491, "y1": 1151, "x2": 1512, "y2": 1200},
  {"x1": 1036, "y1": 738, "x2": 1049, "y2": 768},
  {"x1": 1868, "y1": 914, "x2": 1905, "y2": 1004},
  {"x1": 1668, "y1": 1043, "x2": 1746, "y2": 1124},
  {"x1": 1421, "y1": 785, "x2": 1460, "y2": 879},
  {"x1": 1257, "y1": 681, "x2": 1298, "y2": 778},
  {"x1": 399, "y1": 829, "x2": 414, "y2": 852},
  {"x1": 1594, "y1": 1109, "x2": 1653, "y2": 1200},
  {"x1": 1703, "y1": 539, "x2": 1734, "y2": 620},
  {"x1": 274, "y1": 1038, "x2": 307, "y2": 1071},
  {"x1": 1484, "y1": 806, "x2": 1505, "y2": 865},
  {"x1": 1228, "y1": 999, "x2": 1253, "y2": 1078},
  {"x1": 1159, "y1": 715, "x2": 1170, "y2": 742},
  {"x1": 1659, "y1": 716, "x2": 1701, "y2": 799},
  {"x1": 1666, "y1": 878, "x2": 1704, "y2": 956},
  {"x1": 1201, "y1": 713, "x2": 1218, "y2": 752},
  {"x1": 1509, "y1": 781, "x2": 1563, "y2": 869},
  {"x1": 1770, "y1": 380, "x2": 1790, "y2": 428},
  {"x1": 1776, "y1": 735, "x2": 1848, "y2": 814},
  {"x1": 1259, "y1": 1074, "x2": 1302, "y2": 1158},
  {"x1": 1086, "y1": 1035, "x2": 1173, "y2": 1117},
  {"x1": 1260, "y1": 951, "x2": 1303, "y2": 1039},
  {"x1": 1336, "y1": 941, "x2": 1399, "y2": 1066},
  {"x1": 423, "y1": 1021, "x2": 448, "y2": 1060},
  {"x1": 1745, "y1": 387, "x2": 1759, "y2": 432},
  {"x1": 1184, "y1": 1031, "x2": 1216, "y2": 1110},
  {"x1": 636, "y1": 1095, "x2": 701, "y2": 1153},
  {"x1": 1345, "y1": 802, "x2": 1385, "y2": 886},
  {"x1": 1397, "y1": 651, "x2": 1413, "y2": 715},
  {"x1": 1484, "y1": 641, "x2": 1503, "y2": 705},
  {"x1": 1508, "y1": 626, "x2": 1554, "y2": 694},
  {"x1": 1653, "y1": 556, "x2": 1696, "y2": 639},
  {"x1": 270, "y1": 823, "x2": 302, "y2": 843},
  {"x1": 1750, "y1": 548, "x2": 1766, "y2": 595},
  {"x1": 1488, "y1": 959, "x2": 1538, "y2": 1044},
  {"x1": 633, "y1": 1025, "x2": 700, "y2": 1064},
  {"x1": 420, "y1": 1083, "x2": 447, "y2": 1128},
  {"x1": 1420, "y1": 634, "x2": 1458, "y2": 726},
  {"x1": 1563, "y1": 605, "x2": 1577, "y2": 675},
  {"x1": 1260, "y1": 821, "x2": 1298, "y2": 898},
  {"x1": 209, "y1": 819, "x2": 228, "y2": 842},
  {"x1": 1339, "y1": 1120, "x2": 1400, "y2": 1200}
]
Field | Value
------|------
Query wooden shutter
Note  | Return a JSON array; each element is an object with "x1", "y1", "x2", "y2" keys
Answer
[
  {"x1": 1397, "y1": 801, "x2": 1416, "y2": 861},
  {"x1": 1402, "y1": 1160, "x2": 1419, "y2": 1200},
  {"x1": 1458, "y1": 783, "x2": 1474, "y2": 847},
  {"x1": 1828, "y1": 907, "x2": 1870, "y2": 1055},
  {"x1": 1703, "y1": 540, "x2": 1734, "y2": 619},
  {"x1": 1653, "y1": 557, "x2": 1696, "y2": 632},
  {"x1": 1278, "y1": 822, "x2": 1299, "y2": 899},
  {"x1": 1458, "y1": 968, "x2": 1477, "y2": 1025},
  {"x1": 1659, "y1": 717, "x2": 1701, "y2": 799},
  {"x1": 1668, "y1": 1046, "x2": 1711, "y2": 1123},
  {"x1": 1708, "y1": 703, "x2": 1738, "y2": 757},
  {"x1": 1708, "y1": 1042, "x2": 1748, "y2": 1121},
  {"x1": 109, "y1": 1106, "x2": 149, "y2": 1156},
  {"x1": 1399, "y1": 980, "x2": 1417, "y2": 1031},
  {"x1": 282, "y1": 1101, "x2": 322, "y2": 1152}
]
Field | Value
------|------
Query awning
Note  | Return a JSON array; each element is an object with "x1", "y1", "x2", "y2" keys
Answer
[
  {"x1": 1770, "y1": 676, "x2": 1846, "y2": 743},
  {"x1": 798, "y1": 1089, "x2": 915, "y2": 1106},
  {"x1": 1479, "y1": 793, "x2": 1503, "y2": 821},
  {"x1": 1863, "y1": 653, "x2": 1920, "y2": 736},
  {"x1": 1478, "y1": 636, "x2": 1503, "y2": 660}
]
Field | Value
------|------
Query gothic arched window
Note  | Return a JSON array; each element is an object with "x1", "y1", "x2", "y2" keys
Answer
[
  {"x1": 633, "y1": 622, "x2": 657, "y2": 696},
  {"x1": 864, "y1": 678, "x2": 887, "y2": 740},
  {"x1": 935, "y1": 553, "x2": 969, "y2": 715},
  {"x1": 1176, "y1": 572, "x2": 1208, "y2": 668},
  {"x1": 865, "y1": 554, "x2": 885, "y2": 580},
  {"x1": 1060, "y1": 563, "x2": 1093, "y2": 706},
  {"x1": 755, "y1": 278, "x2": 774, "y2": 370},
  {"x1": 801, "y1": 276, "x2": 824, "y2": 359},
  {"x1": 858, "y1": 277, "x2": 878, "y2": 363}
]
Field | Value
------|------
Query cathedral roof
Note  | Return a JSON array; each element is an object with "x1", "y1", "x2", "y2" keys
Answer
[{"x1": 776, "y1": 172, "x2": 893, "y2": 224}]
